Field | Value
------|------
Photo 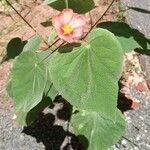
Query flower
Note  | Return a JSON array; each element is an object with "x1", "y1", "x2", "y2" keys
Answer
[{"x1": 52, "y1": 9, "x2": 86, "y2": 43}]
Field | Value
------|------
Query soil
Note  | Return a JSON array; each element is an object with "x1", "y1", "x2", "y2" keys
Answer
[{"x1": 0, "y1": 0, "x2": 150, "y2": 150}]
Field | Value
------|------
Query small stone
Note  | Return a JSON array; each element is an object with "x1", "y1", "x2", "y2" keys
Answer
[
  {"x1": 135, "y1": 82, "x2": 146, "y2": 92},
  {"x1": 146, "y1": 144, "x2": 150, "y2": 148},
  {"x1": 12, "y1": 114, "x2": 17, "y2": 120},
  {"x1": 20, "y1": 134, "x2": 24, "y2": 141},
  {"x1": 145, "y1": 130, "x2": 148, "y2": 133},
  {"x1": 139, "y1": 116, "x2": 144, "y2": 120},
  {"x1": 131, "y1": 101, "x2": 140, "y2": 110},
  {"x1": 134, "y1": 147, "x2": 139, "y2": 150},
  {"x1": 136, "y1": 136, "x2": 140, "y2": 141},
  {"x1": 121, "y1": 139, "x2": 127, "y2": 145}
]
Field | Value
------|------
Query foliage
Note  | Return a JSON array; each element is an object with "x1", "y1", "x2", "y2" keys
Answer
[
  {"x1": 48, "y1": 29, "x2": 123, "y2": 121},
  {"x1": 98, "y1": 22, "x2": 150, "y2": 53},
  {"x1": 71, "y1": 109, "x2": 125, "y2": 150},
  {"x1": 44, "y1": 0, "x2": 95, "y2": 13},
  {"x1": 6, "y1": 0, "x2": 150, "y2": 149}
]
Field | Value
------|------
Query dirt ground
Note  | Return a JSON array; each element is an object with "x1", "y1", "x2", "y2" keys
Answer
[{"x1": 0, "y1": 0, "x2": 150, "y2": 150}]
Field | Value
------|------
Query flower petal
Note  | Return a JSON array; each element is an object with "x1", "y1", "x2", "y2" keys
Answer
[
  {"x1": 72, "y1": 27, "x2": 83, "y2": 38},
  {"x1": 70, "y1": 15, "x2": 86, "y2": 28},
  {"x1": 52, "y1": 15, "x2": 63, "y2": 30},
  {"x1": 52, "y1": 9, "x2": 86, "y2": 43},
  {"x1": 60, "y1": 9, "x2": 74, "y2": 24},
  {"x1": 61, "y1": 35, "x2": 74, "y2": 43}
]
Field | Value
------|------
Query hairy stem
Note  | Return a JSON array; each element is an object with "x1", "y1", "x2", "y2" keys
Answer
[
  {"x1": 84, "y1": 0, "x2": 116, "y2": 38},
  {"x1": 47, "y1": 38, "x2": 60, "y2": 49},
  {"x1": 39, "y1": 42, "x2": 65, "y2": 63},
  {"x1": 5, "y1": 0, "x2": 37, "y2": 32},
  {"x1": 65, "y1": 0, "x2": 69, "y2": 8}
]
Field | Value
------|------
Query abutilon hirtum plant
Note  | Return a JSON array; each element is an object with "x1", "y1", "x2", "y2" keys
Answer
[{"x1": 6, "y1": 0, "x2": 150, "y2": 149}]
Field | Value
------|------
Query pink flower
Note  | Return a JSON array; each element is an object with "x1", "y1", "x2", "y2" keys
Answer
[{"x1": 52, "y1": 9, "x2": 86, "y2": 43}]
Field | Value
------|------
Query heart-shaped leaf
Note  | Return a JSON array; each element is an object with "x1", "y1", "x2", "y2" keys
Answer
[
  {"x1": 71, "y1": 109, "x2": 125, "y2": 150},
  {"x1": 11, "y1": 51, "x2": 47, "y2": 125},
  {"x1": 48, "y1": 28, "x2": 123, "y2": 120},
  {"x1": 45, "y1": 0, "x2": 95, "y2": 14},
  {"x1": 23, "y1": 34, "x2": 42, "y2": 52}
]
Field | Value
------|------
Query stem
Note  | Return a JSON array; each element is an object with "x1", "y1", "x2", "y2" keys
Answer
[
  {"x1": 39, "y1": 42, "x2": 65, "y2": 63},
  {"x1": 47, "y1": 38, "x2": 60, "y2": 49},
  {"x1": 5, "y1": 0, "x2": 36, "y2": 33},
  {"x1": 39, "y1": 38, "x2": 60, "y2": 51},
  {"x1": 65, "y1": 0, "x2": 69, "y2": 8},
  {"x1": 91, "y1": 0, "x2": 116, "y2": 30},
  {"x1": 89, "y1": 12, "x2": 93, "y2": 27},
  {"x1": 83, "y1": 0, "x2": 116, "y2": 38}
]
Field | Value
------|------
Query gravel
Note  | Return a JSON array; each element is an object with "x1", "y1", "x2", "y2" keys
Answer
[
  {"x1": 0, "y1": 107, "x2": 45, "y2": 150},
  {"x1": 115, "y1": 100, "x2": 150, "y2": 150}
]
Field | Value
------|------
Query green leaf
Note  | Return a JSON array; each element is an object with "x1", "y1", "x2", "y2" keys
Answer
[
  {"x1": 48, "y1": 28, "x2": 123, "y2": 120},
  {"x1": 37, "y1": 50, "x2": 51, "y2": 60},
  {"x1": 45, "y1": 0, "x2": 95, "y2": 14},
  {"x1": 44, "y1": 71, "x2": 58, "y2": 100},
  {"x1": 71, "y1": 109, "x2": 125, "y2": 150},
  {"x1": 11, "y1": 51, "x2": 47, "y2": 125},
  {"x1": 7, "y1": 62, "x2": 57, "y2": 125},
  {"x1": 38, "y1": 50, "x2": 58, "y2": 99},
  {"x1": 38, "y1": 51, "x2": 58, "y2": 99},
  {"x1": 97, "y1": 22, "x2": 150, "y2": 53},
  {"x1": 23, "y1": 34, "x2": 42, "y2": 52}
]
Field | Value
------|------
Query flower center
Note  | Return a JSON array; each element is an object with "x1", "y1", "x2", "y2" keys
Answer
[{"x1": 62, "y1": 24, "x2": 73, "y2": 34}]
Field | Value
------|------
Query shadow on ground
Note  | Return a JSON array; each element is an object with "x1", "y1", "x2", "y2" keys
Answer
[
  {"x1": 1, "y1": 38, "x2": 27, "y2": 64},
  {"x1": 23, "y1": 96, "x2": 88, "y2": 150},
  {"x1": 117, "y1": 81, "x2": 133, "y2": 112}
]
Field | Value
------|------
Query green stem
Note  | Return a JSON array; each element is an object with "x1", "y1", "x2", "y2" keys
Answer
[
  {"x1": 39, "y1": 42, "x2": 65, "y2": 64},
  {"x1": 65, "y1": 0, "x2": 69, "y2": 8}
]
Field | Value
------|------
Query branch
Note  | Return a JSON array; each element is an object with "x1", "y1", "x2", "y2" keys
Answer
[
  {"x1": 84, "y1": 0, "x2": 116, "y2": 38},
  {"x1": 5, "y1": 0, "x2": 37, "y2": 32},
  {"x1": 39, "y1": 42, "x2": 65, "y2": 63}
]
